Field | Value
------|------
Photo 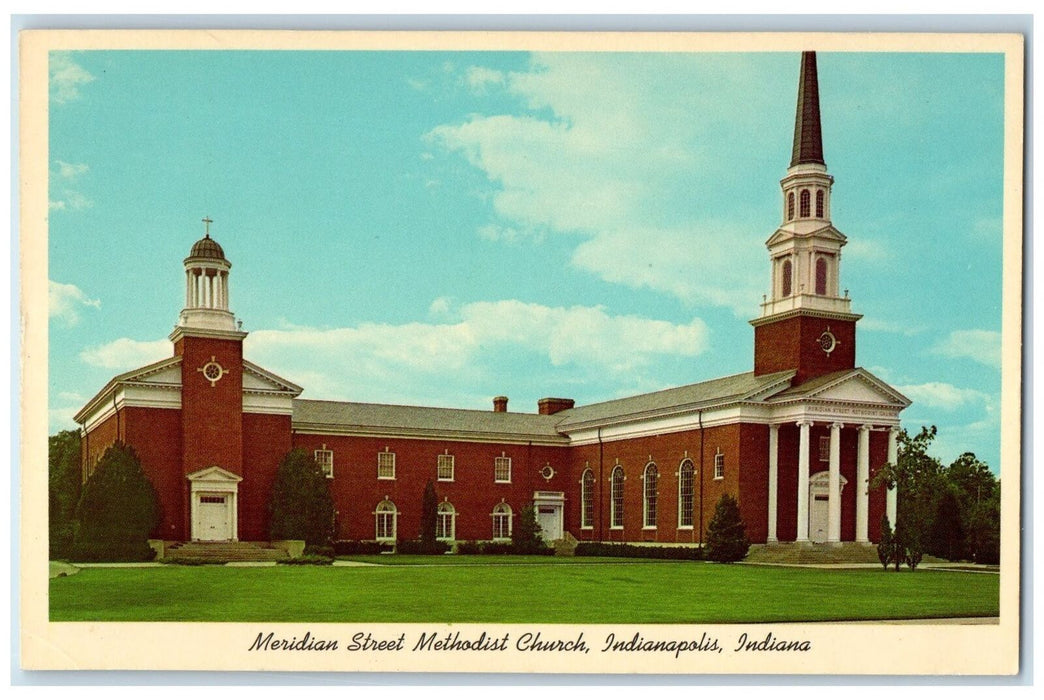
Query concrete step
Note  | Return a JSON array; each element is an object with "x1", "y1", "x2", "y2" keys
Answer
[
  {"x1": 745, "y1": 542, "x2": 883, "y2": 565},
  {"x1": 163, "y1": 541, "x2": 290, "y2": 562}
]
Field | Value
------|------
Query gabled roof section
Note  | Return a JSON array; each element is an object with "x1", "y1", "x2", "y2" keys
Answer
[
  {"x1": 770, "y1": 368, "x2": 911, "y2": 407},
  {"x1": 73, "y1": 355, "x2": 182, "y2": 423},
  {"x1": 554, "y1": 370, "x2": 796, "y2": 431},
  {"x1": 242, "y1": 360, "x2": 303, "y2": 396},
  {"x1": 766, "y1": 224, "x2": 847, "y2": 248},
  {"x1": 186, "y1": 465, "x2": 242, "y2": 483},
  {"x1": 292, "y1": 399, "x2": 570, "y2": 444}
]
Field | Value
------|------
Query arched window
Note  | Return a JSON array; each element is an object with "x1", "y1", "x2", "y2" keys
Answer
[
  {"x1": 781, "y1": 259, "x2": 793, "y2": 297},
  {"x1": 436, "y1": 501, "x2": 456, "y2": 541},
  {"x1": 815, "y1": 257, "x2": 828, "y2": 295},
  {"x1": 580, "y1": 469, "x2": 595, "y2": 529},
  {"x1": 375, "y1": 500, "x2": 397, "y2": 541},
  {"x1": 787, "y1": 192, "x2": 795, "y2": 221},
  {"x1": 643, "y1": 463, "x2": 658, "y2": 528},
  {"x1": 491, "y1": 502, "x2": 513, "y2": 540},
  {"x1": 800, "y1": 189, "x2": 811, "y2": 218},
  {"x1": 610, "y1": 466, "x2": 625, "y2": 529},
  {"x1": 678, "y1": 460, "x2": 695, "y2": 528},
  {"x1": 815, "y1": 189, "x2": 825, "y2": 218}
]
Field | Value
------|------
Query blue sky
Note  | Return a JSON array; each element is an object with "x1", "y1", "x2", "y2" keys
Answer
[{"x1": 46, "y1": 49, "x2": 1007, "y2": 472}]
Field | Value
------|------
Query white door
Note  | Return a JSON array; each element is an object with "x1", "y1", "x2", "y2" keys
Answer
[
  {"x1": 537, "y1": 505, "x2": 561, "y2": 541},
  {"x1": 197, "y1": 494, "x2": 231, "y2": 541},
  {"x1": 810, "y1": 495, "x2": 829, "y2": 543}
]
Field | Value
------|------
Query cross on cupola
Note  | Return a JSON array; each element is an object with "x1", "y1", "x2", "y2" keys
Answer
[{"x1": 202, "y1": 216, "x2": 213, "y2": 237}]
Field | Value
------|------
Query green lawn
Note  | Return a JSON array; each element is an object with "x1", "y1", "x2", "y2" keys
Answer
[{"x1": 49, "y1": 558, "x2": 999, "y2": 623}]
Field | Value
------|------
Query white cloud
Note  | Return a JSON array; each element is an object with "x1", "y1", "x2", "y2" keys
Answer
[
  {"x1": 429, "y1": 53, "x2": 774, "y2": 315},
  {"x1": 55, "y1": 160, "x2": 89, "y2": 178},
  {"x1": 895, "y1": 381, "x2": 990, "y2": 412},
  {"x1": 465, "y1": 66, "x2": 505, "y2": 92},
  {"x1": 49, "y1": 280, "x2": 100, "y2": 325},
  {"x1": 931, "y1": 329, "x2": 1002, "y2": 369},
  {"x1": 50, "y1": 53, "x2": 95, "y2": 104},
  {"x1": 244, "y1": 299, "x2": 709, "y2": 405},
  {"x1": 79, "y1": 338, "x2": 169, "y2": 370},
  {"x1": 49, "y1": 191, "x2": 92, "y2": 211}
]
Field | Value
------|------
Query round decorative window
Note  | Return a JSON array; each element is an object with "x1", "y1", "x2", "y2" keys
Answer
[
  {"x1": 197, "y1": 356, "x2": 227, "y2": 386},
  {"x1": 540, "y1": 465, "x2": 556, "y2": 481}
]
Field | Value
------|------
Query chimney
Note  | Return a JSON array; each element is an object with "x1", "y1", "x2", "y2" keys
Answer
[
  {"x1": 493, "y1": 396, "x2": 509, "y2": 413},
  {"x1": 538, "y1": 397, "x2": 575, "y2": 415}
]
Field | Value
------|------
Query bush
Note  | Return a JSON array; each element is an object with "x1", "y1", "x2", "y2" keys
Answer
[
  {"x1": 878, "y1": 515, "x2": 895, "y2": 570},
  {"x1": 73, "y1": 442, "x2": 161, "y2": 562},
  {"x1": 455, "y1": 540, "x2": 553, "y2": 556},
  {"x1": 704, "y1": 493, "x2": 750, "y2": 562},
  {"x1": 268, "y1": 448, "x2": 335, "y2": 546},
  {"x1": 574, "y1": 542, "x2": 702, "y2": 560},
  {"x1": 420, "y1": 480, "x2": 438, "y2": 547},
  {"x1": 512, "y1": 505, "x2": 552, "y2": 554},
  {"x1": 278, "y1": 554, "x2": 334, "y2": 565},
  {"x1": 332, "y1": 540, "x2": 384, "y2": 556},
  {"x1": 397, "y1": 539, "x2": 451, "y2": 555},
  {"x1": 304, "y1": 545, "x2": 335, "y2": 558}
]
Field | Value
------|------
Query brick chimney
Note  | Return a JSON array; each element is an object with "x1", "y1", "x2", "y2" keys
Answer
[
  {"x1": 493, "y1": 396, "x2": 509, "y2": 413},
  {"x1": 537, "y1": 397, "x2": 575, "y2": 415}
]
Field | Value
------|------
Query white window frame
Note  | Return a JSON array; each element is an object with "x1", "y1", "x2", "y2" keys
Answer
[
  {"x1": 714, "y1": 452, "x2": 725, "y2": 480},
  {"x1": 374, "y1": 500, "x2": 397, "y2": 542},
  {"x1": 436, "y1": 501, "x2": 456, "y2": 541},
  {"x1": 437, "y1": 453, "x2": 455, "y2": 482},
  {"x1": 610, "y1": 466, "x2": 625, "y2": 529},
  {"x1": 580, "y1": 468, "x2": 595, "y2": 530},
  {"x1": 314, "y1": 448, "x2": 334, "y2": 479},
  {"x1": 492, "y1": 502, "x2": 513, "y2": 540},
  {"x1": 377, "y1": 450, "x2": 396, "y2": 480},
  {"x1": 678, "y1": 459, "x2": 695, "y2": 529},
  {"x1": 494, "y1": 455, "x2": 512, "y2": 483},
  {"x1": 642, "y1": 463, "x2": 658, "y2": 529}
]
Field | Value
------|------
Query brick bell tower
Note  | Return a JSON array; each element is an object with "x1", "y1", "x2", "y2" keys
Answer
[
  {"x1": 170, "y1": 218, "x2": 248, "y2": 480},
  {"x1": 752, "y1": 52, "x2": 862, "y2": 385}
]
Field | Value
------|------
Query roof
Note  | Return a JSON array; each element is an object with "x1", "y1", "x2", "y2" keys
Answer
[
  {"x1": 551, "y1": 370, "x2": 796, "y2": 430},
  {"x1": 292, "y1": 399, "x2": 570, "y2": 443},
  {"x1": 187, "y1": 234, "x2": 226, "y2": 261},
  {"x1": 73, "y1": 355, "x2": 182, "y2": 424},
  {"x1": 791, "y1": 51, "x2": 825, "y2": 167}
]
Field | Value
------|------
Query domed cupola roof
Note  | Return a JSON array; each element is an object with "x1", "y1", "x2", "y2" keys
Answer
[{"x1": 188, "y1": 234, "x2": 227, "y2": 261}]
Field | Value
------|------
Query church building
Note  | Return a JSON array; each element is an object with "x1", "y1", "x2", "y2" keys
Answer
[{"x1": 73, "y1": 52, "x2": 910, "y2": 549}]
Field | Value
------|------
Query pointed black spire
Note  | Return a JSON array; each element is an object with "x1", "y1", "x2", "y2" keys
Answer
[{"x1": 790, "y1": 51, "x2": 825, "y2": 167}]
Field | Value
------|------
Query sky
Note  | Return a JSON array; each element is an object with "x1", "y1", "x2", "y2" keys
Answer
[{"x1": 46, "y1": 49, "x2": 1007, "y2": 473}]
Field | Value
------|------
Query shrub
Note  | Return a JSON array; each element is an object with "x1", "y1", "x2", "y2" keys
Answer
[
  {"x1": 420, "y1": 480, "x2": 438, "y2": 547},
  {"x1": 455, "y1": 540, "x2": 552, "y2": 556},
  {"x1": 304, "y1": 545, "x2": 335, "y2": 558},
  {"x1": 574, "y1": 542, "x2": 702, "y2": 560},
  {"x1": 268, "y1": 448, "x2": 335, "y2": 546},
  {"x1": 878, "y1": 515, "x2": 895, "y2": 570},
  {"x1": 277, "y1": 554, "x2": 333, "y2": 565},
  {"x1": 512, "y1": 504, "x2": 551, "y2": 554},
  {"x1": 397, "y1": 539, "x2": 451, "y2": 555},
  {"x1": 332, "y1": 540, "x2": 383, "y2": 556},
  {"x1": 704, "y1": 493, "x2": 750, "y2": 563},
  {"x1": 73, "y1": 442, "x2": 160, "y2": 562}
]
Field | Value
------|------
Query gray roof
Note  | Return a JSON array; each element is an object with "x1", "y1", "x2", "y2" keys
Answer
[
  {"x1": 554, "y1": 370, "x2": 795, "y2": 429},
  {"x1": 292, "y1": 399, "x2": 570, "y2": 443}
]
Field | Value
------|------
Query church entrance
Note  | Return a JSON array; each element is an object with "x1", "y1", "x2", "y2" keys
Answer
[
  {"x1": 808, "y1": 471, "x2": 847, "y2": 544},
  {"x1": 187, "y1": 466, "x2": 242, "y2": 542},
  {"x1": 533, "y1": 491, "x2": 565, "y2": 541}
]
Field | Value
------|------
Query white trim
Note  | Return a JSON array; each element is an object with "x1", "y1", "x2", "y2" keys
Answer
[{"x1": 187, "y1": 466, "x2": 242, "y2": 542}]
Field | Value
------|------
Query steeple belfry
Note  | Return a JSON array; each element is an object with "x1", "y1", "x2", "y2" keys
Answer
[
  {"x1": 752, "y1": 52, "x2": 861, "y2": 383},
  {"x1": 172, "y1": 219, "x2": 244, "y2": 337}
]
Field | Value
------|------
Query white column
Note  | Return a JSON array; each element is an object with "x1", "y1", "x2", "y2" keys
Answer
[
  {"x1": 185, "y1": 269, "x2": 192, "y2": 307},
  {"x1": 220, "y1": 271, "x2": 228, "y2": 310},
  {"x1": 214, "y1": 271, "x2": 222, "y2": 309},
  {"x1": 796, "y1": 420, "x2": 811, "y2": 542},
  {"x1": 887, "y1": 427, "x2": 899, "y2": 525},
  {"x1": 828, "y1": 422, "x2": 842, "y2": 543},
  {"x1": 767, "y1": 424, "x2": 779, "y2": 543},
  {"x1": 856, "y1": 424, "x2": 871, "y2": 543}
]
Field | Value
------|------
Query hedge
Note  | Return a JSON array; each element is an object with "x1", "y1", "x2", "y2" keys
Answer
[
  {"x1": 574, "y1": 542, "x2": 703, "y2": 560},
  {"x1": 455, "y1": 540, "x2": 554, "y2": 556},
  {"x1": 397, "y1": 539, "x2": 451, "y2": 555},
  {"x1": 69, "y1": 541, "x2": 158, "y2": 563}
]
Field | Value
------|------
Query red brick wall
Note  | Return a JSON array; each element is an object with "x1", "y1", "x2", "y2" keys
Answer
[
  {"x1": 178, "y1": 336, "x2": 244, "y2": 476},
  {"x1": 867, "y1": 429, "x2": 890, "y2": 541},
  {"x1": 290, "y1": 433, "x2": 570, "y2": 542},
  {"x1": 738, "y1": 423, "x2": 770, "y2": 543},
  {"x1": 754, "y1": 314, "x2": 856, "y2": 383},
  {"x1": 240, "y1": 413, "x2": 294, "y2": 541},
  {"x1": 81, "y1": 411, "x2": 120, "y2": 482},
  {"x1": 122, "y1": 407, "x2": 184, "y2": 539}
]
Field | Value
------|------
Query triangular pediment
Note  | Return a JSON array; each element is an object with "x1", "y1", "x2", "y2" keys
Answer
[
  {"x1": 119, "y1": 356, "x2": 182, "y2": 385},
  {"x1": 186, "y1": 466, "x2": 242, "y2": 483},
  {"x1": 242, "y1": 360, "x2": 303, "y2": 395},
  {"x1": 766, "y1": 224, "x2": 848, "y2": 248},
  {"x1": 781, "y1": 369, "x2": 911, "y2": 407}
]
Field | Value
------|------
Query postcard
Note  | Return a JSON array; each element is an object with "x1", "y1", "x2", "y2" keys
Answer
[{"x1": 20, "y1": 29, "x2": 1023, "y2": 675}]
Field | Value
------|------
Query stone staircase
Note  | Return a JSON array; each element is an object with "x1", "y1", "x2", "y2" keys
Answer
[
  {"x1": 162, "y1": 541, "x2": 291, "y2": 563},
  {"x1": 552, "y1": 532, "x2": 579, "y2": 556},
  {"x1": 744, "y1": 542, "x2": 883, "y2": 565}
]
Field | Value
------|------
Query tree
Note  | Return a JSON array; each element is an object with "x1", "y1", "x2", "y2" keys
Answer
[
  {"x1": 511, "y1": 504, "x2": 547, "y2": 554},
  {"x1": 49, "y1": 429, "x2": 82, "y2": 559},
  {"x1": 966, "y1": 483, "x2": 1001, "y2": 565},
  {"x1": 420, "y1": 480, "x2": 438, "y2": 546},
  {"x1": 74, "y1": 442, "x2": 160, "y2": 561},
  {"x1": 268, "y1": 448, "x2": 335, "y2": 546},
  {"x1": 871, "y1": 426, "x2": 943, "y2": 570},
  {"x1": 704, "y1": 493, "x2": 750, "y2": 563},
  {"x1": 946, "y1": 452, "x2": 999, "y2": 563},
  {"x1": 877, "y1": 514, "x2": 894, "y2": 570},
  {"x1": 927, "y1": 487, "x2": 964, "y2": 561}
]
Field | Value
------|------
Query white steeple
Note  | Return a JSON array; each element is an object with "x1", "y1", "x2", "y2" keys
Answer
[{"x1": 175, "y1": 217, "x2": 240, "y2": 334}]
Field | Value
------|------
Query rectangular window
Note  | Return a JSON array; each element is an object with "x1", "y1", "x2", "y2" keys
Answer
[
  {"x1": 819, "y1": 435, "x2": 831, "y2": 461},
  {"x1": 494, "y1": 456, "x2": 511, "y2": 483},
  {"x1": 438, "y1": 453, "x2": 455, "y2": 481},
  {"x1": 377, "y1": 450, "x2": 395, "y2": 480},
  {"x1": 200, "y1": 495, "x2": 226, "y2": 504},
  {"x1": 314, "y1": 449, "x2": 334, "y2": 479},
  {"x1": 714, "y1": 453, "x2": 725, "y2": 480}
]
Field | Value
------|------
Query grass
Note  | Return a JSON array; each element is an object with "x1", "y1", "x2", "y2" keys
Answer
[{"x1": 49, "y1": 558, "x2": 1000, "y2": 623}]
